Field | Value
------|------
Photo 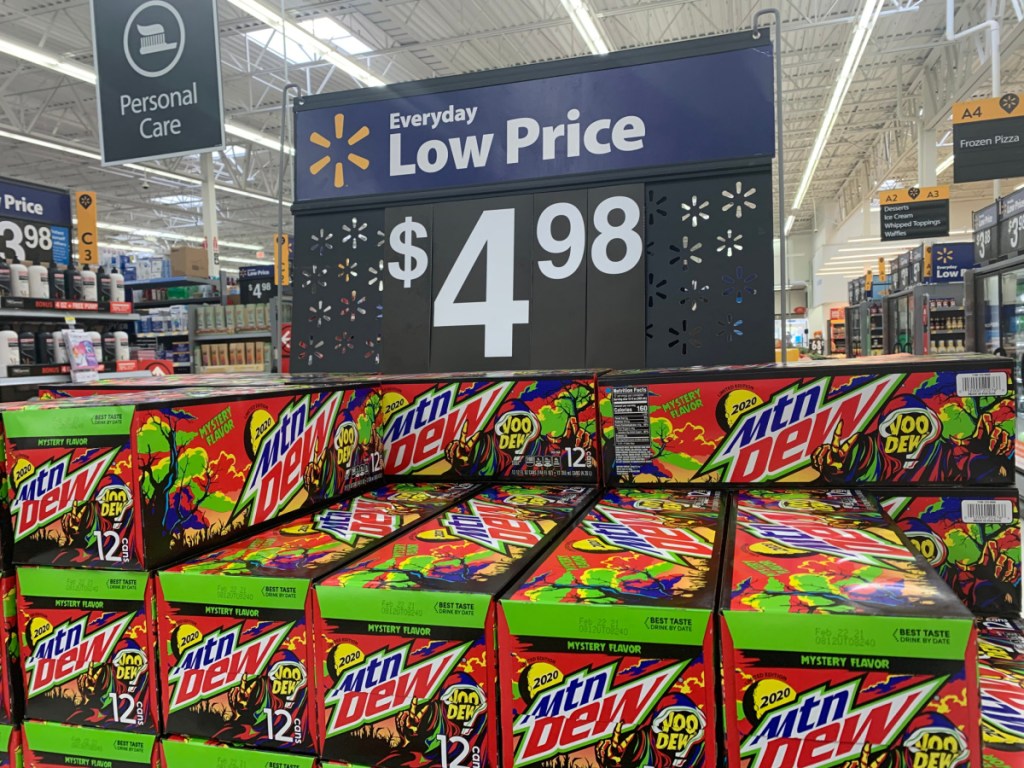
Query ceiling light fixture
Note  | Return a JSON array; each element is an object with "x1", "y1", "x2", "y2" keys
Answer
[
  {"x1": 97, "y1": 222, "x2": 262, "y2": 251},
  {"x1": 225, "y1": 123, "x2": 294, "y2": 156},
  {"x1": 225, "y1": 0, "x2": 386, "y2": 86},
  {"x1": 790, "y1": 0, "x2": 885, "y2": 214},
  {"x1": 559, "y1": 0, "x2": 611, "y2": 55},
  {"x1": 784, "y1": 214, "x2": 796, "y2": 236},
  {"x1": 936, "y1": 154, "x2": 955, "y2": 174}
]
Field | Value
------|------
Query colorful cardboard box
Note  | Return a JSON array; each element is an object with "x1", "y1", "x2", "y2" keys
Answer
[
  {"x1": 157, "y1": 483, "x2": 476, "y2": 753},
  {"x1": 381, "y1": 372, "x2": 600, "y2": 483},
  {"x1": 0, "y1": 725, "x2": 18, "y2": 768},
  {"x1": 721, "y1": 490, "x2": 982, "y2": 768},
  {"x1": 880, "y1": 490, "x2": 1021, "y2": 616},
  {"x1": 21, "y1": 721, "x2": 157, "y2": 768},
  {"x1": 16, "y1": 568, "x2": 156, "y2": 733},
  {"x1": 0, "y1": 578, "x2": 20, "y2": 727},
  {"x1": 7, "y1": 382, "x2": 383, "y2": 569},
  {"x1": 160, "y1": 736, "x2": 317, "y2": 768},
  {"x1": 978, "y1": 616, "x2": 1024, "y2": 665},
  {"x1": 599, "y1": 355, "x2": 1015, "y2": 485},
  {"x1": 312, "y1": 484, "x2": 597, "y2": 767},
  {"x1": 498, "y1": 488, "x2": 724, "y2": 768},
  {"x1": 977, "y1": 617, "x2": 1024, "y2": 767}
]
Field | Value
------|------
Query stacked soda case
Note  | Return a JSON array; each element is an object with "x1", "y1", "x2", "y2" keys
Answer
[
  {"x1": 498, "y1": 487, "x2": 724, "y2": 768},
  {"x1": 977, "y1": 616, "x2": 1024, "y2": 768},
  {"x1": 155, "y1": 481, "x2": 480, "y2": 754},
  {"x1": 720, "y1": 488, "x2": 982, "y2": 768}
]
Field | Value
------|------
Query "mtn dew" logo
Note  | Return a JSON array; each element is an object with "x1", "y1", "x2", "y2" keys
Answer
[
  {"x1": 314, "y1": 498, "x2": 408, "y2": 545},
  {"x1": 513, "y1": 661, "x2": 684, "y2": 765},
  {"x1": 699, "y1": 375, "x2": 903, "y2": 482},
  {"x1": 441, "y1": 500, "x2": 548, "y2": 554},
  {"x1": 740, "y1": 677, "x2": 943, "y2": 768},
  {"x1": 13, "y1": 450, "x2": 119, "y2": 541},
  {"x1": 740, "y1": 508, "x2": 915, "y2": 567},
  {"x1": 26, "y1": 614, "x2": 133, "y2": 697},
  {"x1": 325, "y1": 642, "x2": 468, "y2": 736},
  {"x1": 583, "y1": 506, "x2": 714, "y2": 565},
  {"x1": 167, "y1": 623, "x2": 292, "y2": 712},
  {"x1": 237, "y1": 392, "x2": 341, "y2": 526}
]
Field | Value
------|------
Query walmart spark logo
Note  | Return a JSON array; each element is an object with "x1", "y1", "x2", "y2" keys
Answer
[
  {"x1": 935, "y1": 247, "x2": 954, "y2": 264},
  {"x1": 309, "y1": 114, "x2": 370, "y2": 188}
]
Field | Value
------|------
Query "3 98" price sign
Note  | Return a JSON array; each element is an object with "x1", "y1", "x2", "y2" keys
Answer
[{"x1": 382, "y1": 185, "x2": 644, "y2": 372}]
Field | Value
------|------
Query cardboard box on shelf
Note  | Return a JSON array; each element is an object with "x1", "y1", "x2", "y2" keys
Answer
[
  {"x1": 161, "y1": 736, "x2": 317, "y2": 768},
  {"x1": 720, "y1": 489, "x2": 981, "y2": 768},
  {"x1": 16, "y1": 568, "x2": 156, "y2": 733},
  {"x1": 157, "y1": 482, "x2": 478, "y2": 752},
  {"x1": 879, "y1": 490, "x2": 1021, "y2": 616},
  {"x1": 600, "y1": 354, "x2": 1015, "y2": 486},
  {"x1": 6, "y1": 383, "x2": 384, "y2": 569},
  {"x1": 169, "y1": 247, "x2": 208, "y2": 279},
  {"x1": 499, "y1": 487, "x2": 724, "y2": 768},
  {"x1": 312, "y1": 484, "x2": 597, "y2": 766},
  {"x1": 0, "y1": 725, "x2": 18, "y2": 768}
]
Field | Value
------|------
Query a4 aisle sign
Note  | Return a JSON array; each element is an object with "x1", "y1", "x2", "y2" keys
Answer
[{"x1": 953, "y1": 93, "x2": 1024, "y2": 183}]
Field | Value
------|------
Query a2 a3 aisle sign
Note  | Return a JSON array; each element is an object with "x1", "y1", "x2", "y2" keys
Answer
[
  {"x1": 879, "y1": 186, "x2": 950, "y2": 242},
  {"x1": 953, "y1": 93, "x2": 1024, "y2": 183},
  {"x1": 90, "y1": 0, "x2": 225, "y2": 164}
]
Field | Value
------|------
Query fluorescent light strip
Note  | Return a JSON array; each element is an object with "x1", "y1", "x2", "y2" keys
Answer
[
  {"x1": 97, "y1": 222, "x2": 262, "y2": 251},
  {"x1": 0, "y1": 33, "x2": 293, "y2": 155},
  {"x1": 791, "y1": 0, "x2": 885, "y2": 213},
  {"x1": 0, "y1": 127, "x2": 101, "y2": 160},
  {"x1": 784, "y1": 214, "x2": 796, "y2": 236},
  {"x1": 936, "y1": 154, "x2": 955, "y2": 174},
  {"x1": 226, "y1": 0, "x2": 385, "y2": 86},
  {"x1": 219, "y1": 256, "x2": 270, "y2": 265},
  {"x1": 72, "y1": 238, "x2": 155, "y2": 254},
  {"x1": 559, "y1": 0, "x2": 611, "y2": 55}
]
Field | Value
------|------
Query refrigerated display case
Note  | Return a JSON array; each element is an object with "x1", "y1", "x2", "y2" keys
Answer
[
  {"x1": 828, "y1": 307, "x2": 846, "y2": 355},
  {"x1": 972, "y1": 254, "x2": 1024, "y2": 474},
  {"x1": 862, "y1": 299, "x2": 885, "y2": 356},
  {"x1": 884, "y1": 284, "x2": 965, "y2": 355},
  {"x1": 844, "y1": 305, "x2": 862, "y2": 357}
]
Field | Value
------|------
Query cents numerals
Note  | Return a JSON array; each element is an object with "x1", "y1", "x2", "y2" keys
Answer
[{"x1": 388, "y1": 195, "x2": 642, "y2": 357}]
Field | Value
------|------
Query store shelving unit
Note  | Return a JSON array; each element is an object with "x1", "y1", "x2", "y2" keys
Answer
[{"x1": 0, "y1": 307, "x2": 141, "y2": 322}]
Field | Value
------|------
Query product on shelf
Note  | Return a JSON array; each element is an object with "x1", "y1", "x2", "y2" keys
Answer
[
  {"x1": 381, "y1": 371, "x2": 601, "y2": 483},
  {"x1": 156, "y1": 482, "x2": 477, "y2": 752},
  {"x1": 720, "y1": 490, "x2": 981, "y2": 767},
  {"x1": 499, "y1": 487, "x2": 723, "y2": 768},
  {"x1": 0, "y1": 725, "x2": 17, "y2": 768},
  {"x1": 978, "y1": 616, "x2": 1024, "y2": 665},
  {"x1": 0, "y1": 578, "x2": 19, "y2": 727},
  {"x1": 600, "y1": 354, "x2": 1015, "y2": 485},
  {"x1": 21, "y1": 721, "x2": 158, "y2": 767},
  {"x1": 16, "y1": 568, "x2": 156, "y2": 732},
  {"x1": 5, "y1": 382, "x2": 384, "y2": 569},
  {"x1": 879, "y1": 490, "x2": 1021, "y2": 616},
  {"x1": 312, "y1": 484, "x2": 597, "y2": 765},
  {"x1": 161, "y1": 736, "x2": 317, "y2": 768}
]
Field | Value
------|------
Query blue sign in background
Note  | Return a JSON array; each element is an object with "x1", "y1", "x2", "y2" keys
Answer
[
  {"x1": 0, "y1": 177, "x2": 71, "y2": 226},
  {"x1": 295, "y1": 45, "x2": 773, "y2": 203},
  {"x1": 930, "y1": 242, "x2": 974, "y2": 283}
]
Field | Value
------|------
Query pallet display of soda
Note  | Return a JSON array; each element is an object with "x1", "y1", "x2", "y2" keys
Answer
[
  {"x1": 161, "y1": 736, "x2": 318, "y2": 768},
  {"x1": 21, "y1": 720, "x2": 158, "y2": 767},
  {"x1": 156, "y1": 482, "x2": 478, "y2": 753},
  {"x1": 312, "y1": 484, "x2": 596, "y2": 766},
  {"x1": 720, "y1": 489, "x2": 982, "y2": 768},
  {"x1": 977, "y1": 617, "x2": 1024, "y2": 766},
  {"x1": 0, "y1": 725, "x2": 17, "y2": 768},
  {"x1": 499, "y1": 487, "x2": 724, "y2": 768},
  {"x1": 600, "y1": 354, "x2": 1014, "y2": 486},
  {"x1": 4, "y1": 382, "x2": 383, "y2": 570}
]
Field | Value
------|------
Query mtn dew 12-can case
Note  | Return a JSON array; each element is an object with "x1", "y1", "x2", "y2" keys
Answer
[
  {"x1": 21, "y1": 721, "x2": 157, "y2": 768},
  {"x1": 156, "y1": 482, "x2": 476, "y2": 753},
  {"x1": 312, "y1": 484, "x2": 597, "y2": 767},
  {"x1": 160, "y1": 735, "x2": 318, "y2": 768},
  {"x1": 16, "y1": 567, "x2": 156, "y2": 733},
  {"x1": 977, "y1": 617, "x2": 1024, "y2": 767},
  {"x1": 380, "y1": 372, "x2": 600, "y2": 483},
  {"x1": 721, "y1": 489, "x2": 981, "y2": 768},
  {"x1": 5, "y1": 381, "x2": 383, "y2": 570},
  {"x1": 0, "y1": 725, "x2": 18, "y2": 768},
  {"x1": 599, "y1": 354, "x2": 1014, "y2": 485},
  {"x1": 498, "y1": 487, "x2": 723, "y2": 768},
  {"x1": 879, "y1": 490, "x2": 1021, "y2": 616},
  {"x1": 0, "y1": 577, "x2": 19, "y2": 727}
]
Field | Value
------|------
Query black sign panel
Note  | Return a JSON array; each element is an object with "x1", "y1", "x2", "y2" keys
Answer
[
  {"x1": 973, "y1": 201, "x2": 1000, "y2": 266},
  {"x1": 879, "y1": 187, "x2": 950, "y2": 242},
  {"x1": 238, "y1": 265, "x2": 275, "y2": 304},
  {"x1": 91, "y1": 0, "x2": 225, "y2": 164},
  {"x1": 999, "y1": 188, "x2": 1024, "y2": 262},
  {"x1": 953, "y1": 94, "x2": 1024, "y2": 183}
]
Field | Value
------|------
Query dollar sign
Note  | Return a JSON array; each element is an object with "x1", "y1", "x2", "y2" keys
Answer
[{"x1": 388, "y1": 216, "x2": 428, "y2": 288}]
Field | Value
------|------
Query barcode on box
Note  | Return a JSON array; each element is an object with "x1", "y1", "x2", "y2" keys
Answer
[
  {"x1": 956, "y1": 372, "x2": 1008, "y2": 397},
  {"x1": 962, "y1": 500, "x2": 1014, "y2": 524}
]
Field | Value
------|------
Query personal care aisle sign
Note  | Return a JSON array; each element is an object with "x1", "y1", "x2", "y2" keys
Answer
[
  {"x1": 0, "y1": 177, "x2": 71, "y2": 265},
  {"x1": 291, "y1": 32, "x2": 776, "y2": 373},
  {"x1": 90, "y1": 0, "x2": 225, "y2": 164}
]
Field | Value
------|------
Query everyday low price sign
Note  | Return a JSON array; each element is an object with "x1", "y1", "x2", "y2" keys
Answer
[
  {"x1": 90, "y1": 0, "x2": 225, "y2": 164},
  {"x1": 295, "y1": 39, "x2": 773, "y2": 203}
]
